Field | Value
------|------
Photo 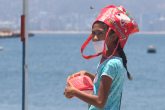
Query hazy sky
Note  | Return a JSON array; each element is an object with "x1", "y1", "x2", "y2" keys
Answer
[
  {"x1": 0, "y1": 0, "x2": 165, "y2": 31},
  {"x1": 1, "y1": 0, "x2": 165, "y2": 17}
]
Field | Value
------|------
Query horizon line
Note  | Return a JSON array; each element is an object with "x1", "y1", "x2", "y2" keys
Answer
[{"x1": 13, "y1": 30, "x2": 165, "y2": 35}]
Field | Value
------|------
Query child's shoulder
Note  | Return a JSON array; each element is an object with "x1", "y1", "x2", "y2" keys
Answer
[{"x1": 107, "y1": 57, "x2": 122, "y2": 65}]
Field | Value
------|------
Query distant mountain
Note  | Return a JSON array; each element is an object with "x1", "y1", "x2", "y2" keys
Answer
[{"x1": 0, "y1": 0, "x2": 165, "y2": 31}]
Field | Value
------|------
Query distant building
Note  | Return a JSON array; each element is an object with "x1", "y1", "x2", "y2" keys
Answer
[{"x1": 0, "y1": 28, "x2": 13, "y2": 37}]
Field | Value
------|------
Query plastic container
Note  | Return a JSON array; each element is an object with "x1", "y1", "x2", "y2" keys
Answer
[{"x1": 67, "y1": 75, "x2": 93, "y2": 94}]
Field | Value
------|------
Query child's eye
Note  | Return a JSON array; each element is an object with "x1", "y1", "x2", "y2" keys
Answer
[{"x1": 92, "y1": 31, "x2": 105, "y2": 36}]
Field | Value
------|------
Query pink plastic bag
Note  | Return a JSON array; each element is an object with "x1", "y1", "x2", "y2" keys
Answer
[{"x1": 67, "y1": 75, "x2": 93, "y2": 92}]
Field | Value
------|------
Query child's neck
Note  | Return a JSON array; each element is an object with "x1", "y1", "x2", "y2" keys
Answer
[{"x1": 100, "y1": 51, "x2": 119, "y2": 64}]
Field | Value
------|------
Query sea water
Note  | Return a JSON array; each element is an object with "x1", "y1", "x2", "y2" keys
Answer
[{"x1": 0, "y1": 34, "x2": 165, "y2": 110}]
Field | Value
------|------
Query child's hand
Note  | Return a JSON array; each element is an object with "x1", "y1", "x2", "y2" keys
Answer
[
  {"x1": 64, "y1": 82, "x2": 76, "y2": 99},
  {"x1": 64, "y1": 89, "x2": 74, "y2": 99}
]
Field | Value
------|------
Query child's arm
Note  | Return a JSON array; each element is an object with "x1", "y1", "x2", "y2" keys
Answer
[{"x1": 65, "y1": 75, "x2": 112, "y2": 109}]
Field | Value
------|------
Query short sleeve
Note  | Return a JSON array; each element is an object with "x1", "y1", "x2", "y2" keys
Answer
[{"x1": 101, "y1": 62, "x2": 117, "y2": 80}]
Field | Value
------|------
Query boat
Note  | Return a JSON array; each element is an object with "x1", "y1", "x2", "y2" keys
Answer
[
  {"x1": 0, "y1": 28, "x2": 34, "y2": 38},
  {"x1": 0, "y1": 46, "x2": 3, "y2": 51},
  {"x1": 0, "y1": 29, "x2": 13, "y2": 38},
  {"x1": 147, "y1": 45, "x2": 156, "y2": 53}
]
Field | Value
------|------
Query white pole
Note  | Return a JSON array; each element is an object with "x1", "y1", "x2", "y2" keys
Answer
[{"x1": 22, "y1": 0, "x2": 29, "y2": 110}]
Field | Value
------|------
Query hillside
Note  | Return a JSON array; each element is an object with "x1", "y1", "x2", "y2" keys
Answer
[{"x1": 0, "y1": 0, "x2": 165, "y2": 32}]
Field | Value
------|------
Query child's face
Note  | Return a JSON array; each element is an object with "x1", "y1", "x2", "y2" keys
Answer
[
  {"x1": 92, "y1": 22, "x2": 118, "y2": 47},
  {"x1": 91, "y1": 23, "x2": 107, "y2": 42}
]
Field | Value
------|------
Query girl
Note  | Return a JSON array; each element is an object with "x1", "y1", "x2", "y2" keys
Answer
[{"x1": 64, "y1": 5, "x2": 139, "y2": 110}]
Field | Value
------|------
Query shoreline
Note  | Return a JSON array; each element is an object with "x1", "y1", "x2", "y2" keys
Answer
[
  {"x1": 1, "y1": 30, "x2": 165, "y2": 38},
  {"x1": 29, "y1": 30, "x2": 165, "y2": 35},
  {"x1": 29, "y1": 30, "x2": 90, "y2": 34}
]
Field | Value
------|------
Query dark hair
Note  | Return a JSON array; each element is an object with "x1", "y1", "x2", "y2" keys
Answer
[
  {"x1": 117, "y1": 43, "x2": 133, "y2": 80},
  {"x1": 92, "y1": 21, "x2": 109, "y2": 30}
]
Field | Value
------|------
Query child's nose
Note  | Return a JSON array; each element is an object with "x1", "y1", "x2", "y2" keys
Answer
[{"x1": 93, "y1": 35, "x2": 99, "y2": 41}]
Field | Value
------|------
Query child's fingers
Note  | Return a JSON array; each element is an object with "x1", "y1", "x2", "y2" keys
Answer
[{"x1": 67, "y1": 81, "x2": 73, "y2": 87}]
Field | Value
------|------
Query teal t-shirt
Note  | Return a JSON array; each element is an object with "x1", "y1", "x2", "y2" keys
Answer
[{"x1": 89, "y1": 56, "x2": 126, "y2": 110}]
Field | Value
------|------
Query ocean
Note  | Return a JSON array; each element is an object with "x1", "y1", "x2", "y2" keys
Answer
[{"x1": 0, "y1": 33, "x2": 165, "y2": 110}]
